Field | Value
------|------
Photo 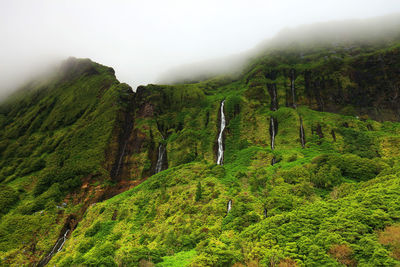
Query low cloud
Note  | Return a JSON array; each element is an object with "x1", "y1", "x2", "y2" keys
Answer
[{"x1": 1, "y1": 0, "x2": 400, "y2": 99}]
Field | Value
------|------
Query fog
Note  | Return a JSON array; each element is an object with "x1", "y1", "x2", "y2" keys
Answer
[
  {"x1": 160, "y1": 13, "x2": 400, "y2": 84},
  {"x1": 1, "y1": 0, "x2": 400, "y2": 98}
]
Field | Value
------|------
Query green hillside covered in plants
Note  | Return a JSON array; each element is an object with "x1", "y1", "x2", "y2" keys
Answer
[{"x1": 1, "y1": 18, "x2": 400, "y2": 266}]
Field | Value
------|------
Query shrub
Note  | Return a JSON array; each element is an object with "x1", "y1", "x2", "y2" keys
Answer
[
  {"x1": 20, "y1": 158, "x2": 46, "y2": 176},
  {"x1": 311, "y1": 165, "x2": 343, "y2": 189},
  {"x1": 77, "y1": 239, "x2": 96, "y2": 254},
  {"x1": 329, "y1": 244, "x2": 356, "y2": 266},
  {"x1": 119, "y1": 247, "x2": 164, "y2": 266},
  {"x1": 312, "y1": 153, "x2": 383, "y2": 182},
  {"x1": 83, "y1": 241, "x2": 117, "y2": 266},
  {"x1": 340, "y1": 128, "x2": 379, "y2": 158},
  {"x1": 85, "y1": 221, "x2": 102, "y2": 237},
  {"x1": 195, "y1": 182, "x2": 202, "y2": 202},
  {"x1": 279, "y1": 166, "x2": 311, "y2": 184},
  {"x1": 0, "y1": 185, "x2": 19, "y2": 214}
]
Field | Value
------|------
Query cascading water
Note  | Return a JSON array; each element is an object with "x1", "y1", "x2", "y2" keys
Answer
[
  {"x1": 331, "y1": 130, "x2": 336, "y2": 142},
  {"x1": 227, "y1": 200, "x2": 232, "y2": 213},
  {"x1": 267, "y1": 85, "x2": 278, "y2": 162},
  {"x1": 57, "y1": 229, "x2": 69, "y2": 252},
  {"x1": 290, "y1": 69, "x2": 296, "y2": 108},
  {"x1": 217, "y1": 100, "x2": 226, "y2": 165},
  {"x1": 114, "y1": 142, "x2": 127, "y2": 177},
  {"x1": 299, "y1": 117, "x2": 306, "y2": 148},
  {"x1": 110, "y1": 109, "x2": 134, "y2": 180},
  {"x1": 267, "y1": 84, "x2": 278, "y2": 111},
  {"x1": 155, "y1": 142, "x2": 166, "y2": 174},
  {"x1": 269, "y1": 117, "x2": 278, "y2": 150},
  {"x1": 316, "y1": 123, "x2": 324, "y2": 139},
  {"x1": 38, "y1": 229, "x2": 70, "y2": 266}
]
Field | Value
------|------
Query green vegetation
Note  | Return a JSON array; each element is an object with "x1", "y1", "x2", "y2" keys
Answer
[
  {"x1": 1, "y1": 31, "x2": 400, "y2": 266},
  {"x1": 0, "y1": 57, "x2": 135, "y2": 264}
]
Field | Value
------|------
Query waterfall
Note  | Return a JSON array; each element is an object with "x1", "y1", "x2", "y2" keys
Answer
[
  {"x1": 331, "y1": 130, "x2": 336, "y2": 142},
  {"x1": 57, "y1": 229, "x2": 69, "y2": 252},
  {"x1": 272, "y1": 86, "x2": 278, "y2": 111},
  {"x1": 155, "y1": 142, "x2": 166, "y2": 174},
  {"x1": 270, "y1": 118, "x2": 275, "y2": 150},
  {"x1": 217, "y1": 100, "x2": 226, "y2": 165},
  {"x1": 227, "y1": 200, "x2": 232, "y2": 213},
  {"x1": 111, "y1": 111, "x2": 134, "y2": 179},
  {"x1": 316, "y1": 123, "x2": 324, "y2": 139},
  {"x1": 114, "y1": 142, "x2": 127, "y2": 177},
  {"x1": 268, "y1": 84, "x2": 278, "y2": 161},
  {"x1": 299, "y1": 117, "x2": 306, "y2": 148},
  {"x1": 268, "y1": 84, "x2": 278, "y2": 111},
  {"x1": 269, "y1": 117, "x2": 277, "y2": 150},
  {"x1": 290, "y1": 69, "x2": 296, "y2": 108},
  {"x1": 38, "y1": 229, "x2": 70, "y2": 266},
  {"x1": 271, "y1": 157, "x2": 276, "y2": 166}
]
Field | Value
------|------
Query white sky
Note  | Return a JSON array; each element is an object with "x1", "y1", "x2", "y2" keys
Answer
[{"x1": 1, "y1": 0, "x2": 400, "y2": 96}]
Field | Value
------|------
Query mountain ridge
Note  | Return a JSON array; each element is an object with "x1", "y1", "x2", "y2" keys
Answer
[
  {"x1": 157, "y1": 13, "x2": 400, "y2": 86},
  {"x1": 1, "y1": 17, "x2": 400, "y2": 266}
]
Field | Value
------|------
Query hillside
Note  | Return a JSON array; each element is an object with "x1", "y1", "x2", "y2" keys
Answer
[
  {"x1": 0, "y1": 58, "x2": 136, "y2": 265},
  {"x1": 1, "y1": 21, "x2": 400, "y2": 266}
]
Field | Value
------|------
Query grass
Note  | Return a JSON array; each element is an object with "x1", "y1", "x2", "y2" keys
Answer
[{"x1": 1, "y1": 38, "x2": 400, "y2": 266}]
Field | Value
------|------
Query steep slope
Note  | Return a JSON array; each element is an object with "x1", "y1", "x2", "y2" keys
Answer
[
  {"x1": 0, "y1": 57, "x2": 138, "y2": 265},
  {"x1": 1, "y1": 19, "x2": 400, "y2": 266},
  {"x1": 45, "y1": 41, "x2": 400, "y2": 266}
]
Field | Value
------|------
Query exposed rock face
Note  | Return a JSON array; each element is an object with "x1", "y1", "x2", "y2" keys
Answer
[
  {"x1": 110, "y1": 97, "x2": 135, "y2": 181},
  {"x1": 155, "y1": 143, "x2": 168, "y2": 173},
  {"x1": 269, "y1": 117, "x2": 278, "y2": 150},
  {"x1": 299, "y1": 117, "x2": 306, "y2": 148},
  {"x1": 331, "y1": 129, "x2": 337, "y2": 142},
  {"x1": 3, "y1": 23, "x2": 400, "y2": 266},
  {"x1": 312, "y1": 123, "x2": 324, "y2": 139},
  {"x1": 290, "y1": 68, "x2": 297, "y2": 108},
  {"x1": 301, "y1": 49, "x2": 400, "y2": 121},
  {"x1": 139, "y1": 103, "x2": 155, "y2": 118},
  {"x1": 267, "y1": 83, "x2": 278, "y2": 111}
]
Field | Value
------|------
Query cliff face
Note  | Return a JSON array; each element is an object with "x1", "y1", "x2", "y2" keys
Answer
[
  {"x1": 0, "y1": 58, "x2": 140, "y2": 264},
  {"x1": 1, "y1": 35, "x2": 400, "y2": 266},
  {"x1": 245, "y1": 42, "x2": 400, "y2": 121}
]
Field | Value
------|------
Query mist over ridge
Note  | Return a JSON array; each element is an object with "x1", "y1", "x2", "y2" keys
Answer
[
  {"x1": 1, "y1": 0, "x2": 400, "y2": 100},
  {"x1": 157, "y1": 13, "x2": 400, "y2": 85},
  {"x1": 2, "y1": 3, "x2": 400, "y2": 266}
]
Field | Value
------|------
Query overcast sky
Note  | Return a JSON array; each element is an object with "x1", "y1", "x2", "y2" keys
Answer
[{"x1": 1, "y1": 0, "x2": 400, "y2": 97}]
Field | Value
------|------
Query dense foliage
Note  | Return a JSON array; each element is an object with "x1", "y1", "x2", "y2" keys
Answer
[
  {"x1": 1, "y1": 27, "x2": 400, "y2": 266},
  {"x1": 0, "y1": 58, "x2": 134, "y2": 263}
]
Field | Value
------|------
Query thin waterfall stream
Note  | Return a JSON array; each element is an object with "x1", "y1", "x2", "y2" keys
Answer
[
  {"x1": 269, "y1": 117, "x2": 278, "y2": 150},
  {"x1": 155, "y1": 140, "x2": 166, "y2": 174},
  {"x1": 300, "y1": 117, "x2": 306, "y2": 148},
  {"x1": 268, "y1": 83, "x2": 278, "y2": 111},
  {"x1": 37, "y1": 229, "x2": 70, "y2": 266},
  {"x1": 114, "y1": 142, "x2": 127, "y2": 177},
  {"x1": 290, "y1": 69, "x2": 296, "y2": 108},
  {"x1": 217, "y1": 100, "x2": 226, "y2": 165},
  {"x1": 110, "y1": 110, "x2": 134, "y2": 179},
  {"x1": 227, "y1": 200, "x2": 232, "y2": 213},
  {"x1": 268, "y1": 84, "x2": 278, "y2": 161},
  {"x1": 331, "y1": 129, "x2": 336, "y2": 142}
]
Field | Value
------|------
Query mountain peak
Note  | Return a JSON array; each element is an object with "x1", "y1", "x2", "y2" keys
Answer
[{"x1": 58, "y1": 57, "x2": 115, "y2": 81}]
